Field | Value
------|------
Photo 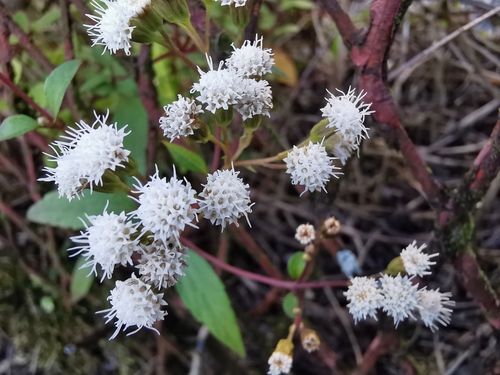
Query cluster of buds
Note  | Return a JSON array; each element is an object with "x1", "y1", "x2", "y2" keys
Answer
[{"x1": 344, "y1": 241, "x2": 455, "y2": 331}]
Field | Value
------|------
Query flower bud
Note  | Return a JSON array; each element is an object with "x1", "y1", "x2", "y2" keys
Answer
[
  {"x1": 385, "y1": 256, "x2": 406, "y2": 276},
  {"x1": 93, "y1": 170, "x2": 131, "y2": 194},
  {"x1": 152, "y1": 0, "x2": 190, "y2": 25},
  {"x1": 243, "y1": 115, "x2": 261, "y2": 131},
  {"x1": 214, "y1": 107, "x2": 234, "y2": 127},
  {"x1": 229, "y1": 2, "x2": 251, "y2": 29},
  {"x1": 321, "y1": 216, "x2": 341, "y2": 237},
  {"x1": 129, "y1": 5, "x2": 163, "y2": 43}
]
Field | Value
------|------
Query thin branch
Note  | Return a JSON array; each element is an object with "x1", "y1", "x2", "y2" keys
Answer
[{"x1": 315, "y1": 0, "x2": 360, "y2": 48}]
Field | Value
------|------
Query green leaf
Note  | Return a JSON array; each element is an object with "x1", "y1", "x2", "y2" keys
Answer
[
  {"x1": 44, "y1": 59, "x2": 81, "y2": 119},
  {"x1": 282, "y1": 293, "x2": 298, "y2": 318},
  {"x1": 27, "y1": 191, "x2": 136, "y2": 230},
  {"x1": 113, "y1": 95, "x2": 148, "y2": 175},
  {"x1": 70, "y1": 255, "x2": 95, "y2": 303},
  {"x1": 176, "y1": 251, "x2": 246, "y2": 356},
  {"x1": 287, "y1": 252, "x2": 306, "y2": 280},
  {"x1": 0, "y1": 115, "x2": 40, "y2": 141},
  {"x1": 163, "y1": 142, "x2": 209, "y2": 174}
]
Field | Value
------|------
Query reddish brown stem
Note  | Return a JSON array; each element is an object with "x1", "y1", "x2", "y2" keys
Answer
[{"x1": 182, "y1": 237, "x2": 348, "y2": 290}]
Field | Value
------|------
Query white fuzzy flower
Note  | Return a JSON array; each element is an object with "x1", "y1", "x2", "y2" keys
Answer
[
  {"x1": 122, "y1": 0, "x2": 151, "y2": 15},
  {"x1": 100, "y1": 275, "x2": 168, "y2": 340},
  {"x1": 295, "y1": 224, "x2": 315, "y2": 245},
  {"x1": 283, "y1": 140, "x2": 342, "y2": 196},
  {"x1": 215, "y1": 0, "x2": 247, "y2": 7},
  {"x1": 226, "y1": 36, "x2": 274, "y2": 77},
  {"x1": 39, "y1": 110, "x2": 131, "y2": 200},
  {"x1": 85, "y1": 0, "x2": 136, "y2": 55},
  {"x1": 131, "y1": 166, "x2": 198, "y2": 245},
  {"x1": 380, "y1": 274, "x2": 419, "y2": 327},
  {"x1": 344, "y1": 276, "x2": 383, "y2": 323},
  {"x1": 159, "y1": 95, "x2": 203, "y2": 141},
  {"x1": 190, "y1": 56, "x2": 243, "y2": 113},
  {"x1": 69, "y1": 208, "x2": 139, "y2": 281},
  {"x1": 321, "y1": 87, "x2": 374, "y2": 163},
  {"x1": 417, "y1": 288, "x2": 455, "y2": 332},
  {"x1": 198, "y1": 167, "x2": 254, "y2": 231},
  {"x1": 400, "y1": 241, "x2": 438, "y2": 277},
  {"x1": 268, "y1": 352, "x2": 292, "y2": 375},
  {"x1": 234, "y1": 78, "x2": 273, "y2": 120},
  {"x1": 137, "y1": 239, "x2": 189, "y2": 288}
]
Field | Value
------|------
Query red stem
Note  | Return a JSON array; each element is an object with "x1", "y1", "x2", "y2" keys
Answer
[{"x1": 181, "y1": 237, "x2": 348, "y2": 290}]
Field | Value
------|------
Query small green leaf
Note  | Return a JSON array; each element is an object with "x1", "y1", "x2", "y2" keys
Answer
[
  {"x1": 287, "y1": 252, "x2": 306, "y2": 280},
  {"x1": 27, "y1": 191, "x2": 136, "y2": 230},
  {"x1": 163, "y1": 142, "x2": 209, "y2": 174},
  {"x1": 176, "y1": 251, "x2": 246, "y2": 356},
  {"x1": 40, "y1": 296, "x2": 55, "y2": 314},
  {"x1": 70, "y1": 255, "x2": 94, "y2": 303},
  {"x1": 0, "y1": 115, "x2": 40, "y2": 141},
  {"x1": 282, "y1": 293, "x2": 298, "y2": 318},
  {"x1": 44, "y1": 59, "x2": 81, "y2": 119}
]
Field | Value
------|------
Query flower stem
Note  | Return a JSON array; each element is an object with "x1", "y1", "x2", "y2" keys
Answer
[
  {"x1": 233, "y1": 152, "x2": 286, "y2": 167},
  {"x1": 158, "y1": 29, "x2": 198, "y2": 73},
  {"x1": 179, "y1": 20, "x2": 207, "y2": 53}
]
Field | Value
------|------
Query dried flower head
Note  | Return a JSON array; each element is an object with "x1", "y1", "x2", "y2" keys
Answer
[
  {"x1": 198, "y1": 167, "x2": 254, "y2": 231},
  {"x1": 295, "y1": 224, "x2": 316, "y2": 245},
  {"x1": 39, "y1": 110, "x2": 131, "y2": 200},
  {"x1": 69, "y1": 208, "x2": 139, "y2": 281},
  {"x1": 159, "y1": 95, "x2": 203, "y2": 141},
  {"x1": 283, "y1": 140, "x2": 342, "y2": 195},
  {"x1": 226, "y1": 35, "x2": 274, "y2": 77},
  {"x1": 400, "y1": 241, "x2": 438, "y2": 277},
  {"x1": 131, "y1": 166, "x2": 198, "y2": 245},
  {"x1": 417, "y1": 288, "x2": 455, "y2": 331},
  {"x1": 137, "y1": 239, "x2": 189, "y2": 288},
  {"x1": 100, "y1": 274, "x2": 168, "y2": 339},
  {"x1": 344, "y1": 276, "x2": 383, "y2": 323},
  {"x1": 323, "y1": 217, "x2": 341, "y2": 236},
  {"x1": 300, "y1": 329, "x2": 320, "y2": 353},
  {"x1": 380, "y1": 274, "x2": 420, "y2": 327}
]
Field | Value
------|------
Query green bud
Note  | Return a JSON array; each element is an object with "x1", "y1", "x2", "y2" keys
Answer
[
  {"x1": 152, "y1": 0, "x2": 190, "y2": 25},
  {"x1": 93, "y1": 170, "x2": 131, "y2": 194},
  {"x1": 130, "y1": 6, "x2": 164, "y2": 43},
  {"x1": 214, "y1": 107, "x2": 234, "y2": 127},
  {"x1": 187, "y1": 119, "x2": 211, "y2": 143},
  {"x1": 229, "y1": 1, "x2": 251, "y2": 29},
  {"x1": 243, "y1": 115, "x2": 261, "y2": 131},
  {"x1": 308, "y1": 118, "x2": 350, "y2": 156},
  {"x1": 114, "y1": 156, "x2": 139, "y2": 179},
  {"x1": 385, "y1": 256, "x2": 406, "y2": 277}
]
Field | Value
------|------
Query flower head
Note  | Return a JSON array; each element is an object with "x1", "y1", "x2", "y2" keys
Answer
[
  {"x1": 400, "y1": 241, "x2": 438, "y2": 277},
  {"x1": 190, "y1": 56, "x2": 243, "y2": 113},
  {"x1": 295, "y1": 224, "x2": 315, "y2": 245},
  {"x1": 69, "y1": 208, "x2": 139, "y2": 281},
  {"x1": 234, "y1": 78, "x2": 273, "y2": 120},
  {"x1": 380, "y1": 274, "x2": 419, "y2": 327},
  {"x1": 226, "y1": 36, "x2": 274, "y2": 77},
  {"x1": 344, "y1": 276, "x2": 383, "y2": 323},
  {"x1": 131, "y1": 166, "x2": 198, "y2": 245},
  {"x1": 300, "y1": 329, "x2": 320, "y2": 353},
  {"x1": 39, "y1": 110, "x2": 131, "y2": 200},
  {"x1": 85, "y1": 0, "x2": 136, "y2": 55},
  {"x1": 198, "y1": 167, "x2": 254, "y2": 231},
  {"x1": 100, "y1": 275, "x2": 167, "y2": 339},
  {"x1": 283, "y1": 140, "x2": 342, "y2": 195},
  {"x1": 417, "y1": 288, "x2": 454, "y2": 331},
  {"x1": 121, "y1": 0, "x2": 152, "y2": 15},
  {"x1": 159, "y1": 95, "x2": 203, "y2": 141},
  {"x1": 320, "y1": 87, "x2": 374, "y2": 163},
  {"x1": 137, "y1": 239, "x2": 189, "y2": 288},
  {"x1": 268, "y1": 339, "x2": 293, "y2": 375},
  {"x1": 215, "y1": 0, "x2": 247, "y2": 7}
]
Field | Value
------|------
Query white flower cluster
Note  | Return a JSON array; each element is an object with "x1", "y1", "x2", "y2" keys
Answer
[
  {"x1": 268, "y1": 352, "x2": 293, "y2": 375},
  {"x1": 284, "y1": 140, "x2": 342, "y2": 195},
  {"x1": 320, "y1": 87, "x2": 374, "y2": 164},
  {"x1": 344, "y1": 241, "x2": 455, "y2": 331},
  {"x1": 39, "y1": 110, "x2": 130, "y2": 200},
  {"x1": 215, "y1": 0, "x2": 248, "y2": 8},
  {"x1": 85, "y1": 0, "x2": 151, "y2": 55},
  {"x1": 160, "y1": 36, "x2": 274, "y2": 140}
]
